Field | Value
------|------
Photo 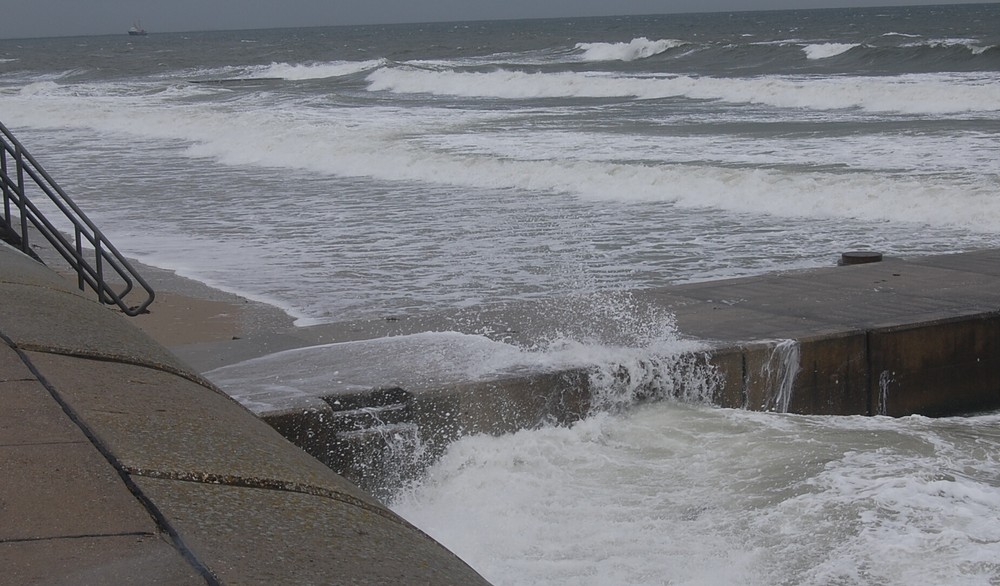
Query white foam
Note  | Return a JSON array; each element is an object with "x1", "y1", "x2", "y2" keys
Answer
[
  {"x1": 575, "y1": 37, "x2": 687, "y2": 62},
  {"x1": 249, "y1": 59, "x2": 386, "y2": 80},
  {"x1": 392, "y1": 406, "x2": 1000, "y2": 585},
  {"x1": 17, "y1": 81, "x2": 60, "y2": 96},
  {"x1": 802, "y1": 43, "x2": 860, "y2": 60},
  {"x1": 366, "y1": 68, "x2": 1000, "y2": 115},
  {"x1": 919, "y1": 38, "x2": 994, "y2": 55},
  {"x1": 5, "y1": 89, "x2": 999, "y2": 235}
]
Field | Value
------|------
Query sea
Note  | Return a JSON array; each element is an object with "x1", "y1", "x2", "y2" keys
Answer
[{"x1": 3, "y1": 4, "x2": 1000, "y2": 584}]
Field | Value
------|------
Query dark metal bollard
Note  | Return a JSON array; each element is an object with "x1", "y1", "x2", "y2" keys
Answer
[{"x1": 839, "y1": 251, "x2": 883, "y2": 266}]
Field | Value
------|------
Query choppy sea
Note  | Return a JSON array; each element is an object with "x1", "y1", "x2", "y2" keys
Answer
[{"x1": 3, "y1": 4, "x2": 1000, "y2": 583}]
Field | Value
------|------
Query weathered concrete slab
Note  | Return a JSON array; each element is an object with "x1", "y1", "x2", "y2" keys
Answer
[
  {"x1": 787, "y1": 332, "x2": 869, "y2": 416},
  {"x1": 0, "y1": 534, "x2": 204, "y2": 586},
  {"x1": 413, "y1": 370, "x2": 592, "y2": 440},
  {"x1": 26, "y1": 351, "x2": 398, "y2": 509},
  {"x1": 739, "y1": 333, "x2": 869, "y2": 415},
  {"x1": 906, "y1": 248, "x2": 1000, "y2": 277},
  {"x1": 133, "y1": 477, "x2": 491, "y2": 586},
  {"x1": 702, "y1": 346, "x2": 745, "y2": 409},
  {"x1": 0, "y1": 441, "x2": 156, "y2": 541},
  {"x1": 0, "y1": 241, "x2": 82, "y2": 291},
  {"x1": 244, "y1": 251, "x2": 1000, "y2": 495},
  {"x1": 2, "y1": 243, "x2": 492, "y2": 584},
  {"x1": 0, "y1": 280, "x2": 191, "y2": 375},
  {"x1": 263, "y1": 370, "x2": 592, "y2": 498},
  {"x1": 0, "y1": 342, "x2": 34, "y2": 382},
  {"x1": 641, "y1": 258, "x2": 1000, "y2": 341},
  {"x1": 0, "y1": 379, "x2": 86, "y2": 446}
]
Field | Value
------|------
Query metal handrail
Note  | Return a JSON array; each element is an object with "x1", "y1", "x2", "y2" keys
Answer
[{"x1": 0, "y1": 121, "x2": 154, "y2": 316}]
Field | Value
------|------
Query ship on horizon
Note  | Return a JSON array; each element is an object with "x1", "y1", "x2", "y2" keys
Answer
[{"x1": 128, "y1": 20, "x2": 147, "y2": 36}]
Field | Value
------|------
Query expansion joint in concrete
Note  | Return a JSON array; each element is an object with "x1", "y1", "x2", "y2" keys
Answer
[
  {"x1": 11, "y1": 342, "x2": 233, "y2": 401},
  {"x1": 0, "y1": 531, "x2": 157, "y2": 545},
  {"x1": 0, "y1": 439, "x2": 86, "y2": 448},
  {"x1": 122, "y1": 467, "x2": 412, "y2": 527},
  {"x1": 0, "y1": 329, "x2": 221, "y2": 586}
]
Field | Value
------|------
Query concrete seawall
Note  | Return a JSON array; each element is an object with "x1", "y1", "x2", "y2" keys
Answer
[
  {"x1": 0, "y1": 243, "x2": 490, "y2": 584},
  {"x1": 240, "y1": 249, "x2": 1000, "y2": 494}
]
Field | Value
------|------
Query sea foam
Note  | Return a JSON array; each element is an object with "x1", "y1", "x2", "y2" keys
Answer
[
  {"x1": 366, "y1": 67, "x2": 1000, "y2": 115},
  {"x1": 392, "y1": 406, "x2": 1000, "y2": 585},
  {"x1": 5, "y1": 91, "x2": 999, "y2": 235},
  {"x1": 802, "y1": 43, "x2": 860, "y2": 60},
  {"x1": 250, "y1": 59, "x2": 386, "y2": 80}
]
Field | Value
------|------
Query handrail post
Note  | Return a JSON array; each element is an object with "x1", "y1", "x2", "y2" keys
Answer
[
  {"x1": 94, "y1": 239, "x2": 108, "y2": 305},
  {"x1": 1, "y1": 147, "x2": 9, "y2": 224},
  {"x1": 75, "y1": 227, "x2": 86, "y2": 292},
  {"x1": 14, "y1": 143, "x2": 29, "y2": 252}
]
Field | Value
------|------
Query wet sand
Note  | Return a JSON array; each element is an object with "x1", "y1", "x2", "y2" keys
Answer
[
  {"x1": 113, "y1": 261, "x2": 305, "y2": 371},
  {"x1": 29, "y1": 237, "x2": 301, "y2": 371}
]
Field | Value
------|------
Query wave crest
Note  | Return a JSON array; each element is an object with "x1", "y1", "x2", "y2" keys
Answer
[
  {"x1": 250, "y1": 59, "x2": 387, "y2": 80},
  {"x1": 917, "y1": 38, "x2": 995, "y2": 56},
  {"x1": 575, "y1": 37, "x2": 687, "y2": 62},
  {"x1": 367, "y1": 67, "x2": 1000, "y2": 115},
  {"x1": 802, "y1": 43, "x2": 860, "y2": 60},
  {"x1": 18, "y1": 81, "x2": 61, "y2": 96}
]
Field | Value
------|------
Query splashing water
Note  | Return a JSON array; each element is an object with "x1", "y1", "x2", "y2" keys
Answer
[{"x1": 758, "y1": 339, "x2": 801, "y2": 413}]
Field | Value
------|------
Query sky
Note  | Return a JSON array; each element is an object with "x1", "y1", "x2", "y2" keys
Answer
[{"x1": 0, "y1": 0, "x2": 992, "y2": 39}]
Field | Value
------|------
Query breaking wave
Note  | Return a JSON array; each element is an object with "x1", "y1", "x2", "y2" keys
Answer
[
  {"x1": 575, "y1": 37, "x2": 688, "y2": 62},
  {"x1": 802, "y1": 43, "x2": 860, "y2": 60},
  {"x1": 366, "y1": 67, "x2": 1000, "y2": 115},
  {"x1": 249, "y1": 59, "x2": 387, "y2": 80}
]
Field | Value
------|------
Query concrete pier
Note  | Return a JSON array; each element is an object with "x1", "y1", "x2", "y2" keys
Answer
[{"x1": 0, "y1": 242, "x2": 490, "y2": 585}]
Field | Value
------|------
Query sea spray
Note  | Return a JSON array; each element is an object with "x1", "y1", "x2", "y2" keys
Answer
[
  {"x1": 208, "y1": 290, "x2": 725, "y2": 495},
  {"x1": 586, "y1": 351, "x2": 721, "y2": 414},
  {"x1": 341, "y1": 420, "x2": 426, "y2": 502},
  {"x1": 483, "y1": 289, "x2": 722, "y2": 412}
]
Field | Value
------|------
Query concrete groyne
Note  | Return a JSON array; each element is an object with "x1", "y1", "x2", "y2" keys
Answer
[
  {"x1": 642, "y1": 249, "x2": 1000, "y2": 417},
  {"x1": 242, "y1": 249, "x2": 1000, "y2": 494}
]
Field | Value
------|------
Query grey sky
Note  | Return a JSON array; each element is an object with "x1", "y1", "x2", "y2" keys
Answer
[{"x1": 0, "y1": 0, "x2": 992, "y2": 39}]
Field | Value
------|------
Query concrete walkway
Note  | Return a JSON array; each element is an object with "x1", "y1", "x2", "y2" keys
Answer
[{"x1": 0, "y1": 242, "x2": 489, "y2": 585}]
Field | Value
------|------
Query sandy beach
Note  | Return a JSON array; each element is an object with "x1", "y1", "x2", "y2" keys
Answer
[
  {"x1": 25, "y1": 235, "x2": 299, "y2": 371},
  {"x1": 116, "y1": 263, "x2": 309, "y2": 372}
]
